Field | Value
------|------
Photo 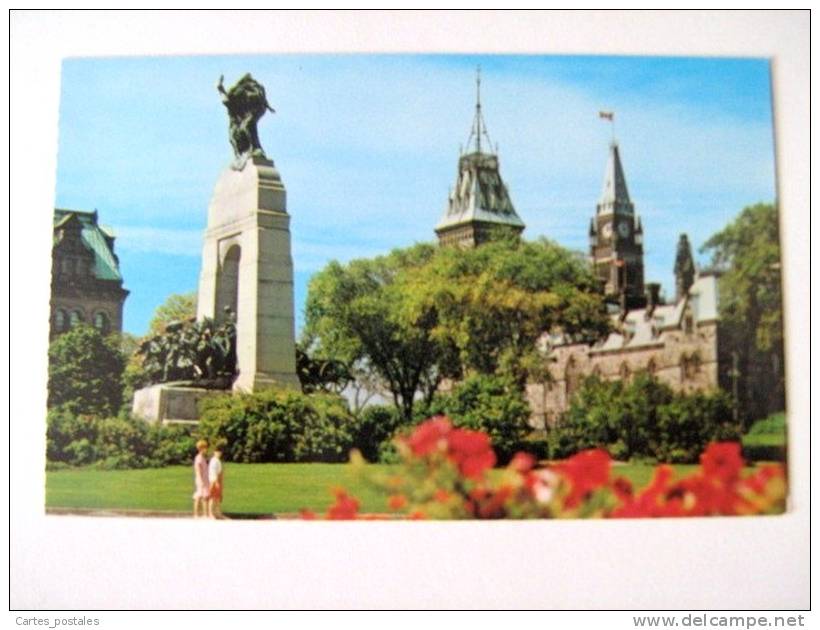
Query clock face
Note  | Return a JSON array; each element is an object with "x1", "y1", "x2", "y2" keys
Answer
[
  {"x1": 617, "y1": 221, "x2": 631, "y2": 238},
  {"x1": 601, "y1": 222, "x2": 613, "y2": 238}
]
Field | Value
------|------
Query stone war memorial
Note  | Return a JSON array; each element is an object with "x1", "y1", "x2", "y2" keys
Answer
[{"x1": 132, "y1": 74, "x2": 298, "y2": 423}]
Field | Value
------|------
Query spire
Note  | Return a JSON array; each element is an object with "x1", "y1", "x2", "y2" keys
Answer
[
  {"x1": 674, "y1": 233, "x2": 696, "y2": 302},
  {"x1": 436, "y1": 70, "x2": 525, "y2": 247},
  {"x1": 465, "y1": 65, "x2": 494, "y2": 156},
  {"x1": 597, "y1": 142, "x2": 634, "y2": 215}
]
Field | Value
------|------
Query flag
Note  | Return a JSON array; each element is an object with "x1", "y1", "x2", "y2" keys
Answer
[{"x1": 599, "y1": 111, "x2": 614, "y2": 121}]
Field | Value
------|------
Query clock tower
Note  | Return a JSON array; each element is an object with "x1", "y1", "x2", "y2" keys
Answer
[{"x1": 589, "y1": 141, "x2": 645, "y2": 307}]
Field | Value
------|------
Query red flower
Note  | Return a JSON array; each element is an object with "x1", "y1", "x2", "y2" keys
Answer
[
  {"x1": 612, "y1": 465, "x2": 674, "y2": 518},
  {"x1": 477, "y1": 485, "x2": 513, "y2": 519},
  {"x1": 326, "y1": 489, "x2": 360, "y2": 520},
  {"x1": 700, "y1": 442, "x2": 744, "y2": 484},
  {"x1": 434, "y1": 489, "x2": 451, "y2": 503},
  {"x1": 409, "y1": 510, "x2": 427, "y2": 520},
  {"x1": 299, "y1": 509, "x2": 316, "y2": 520},
  {"x1": 611, "y1": 476, "x2": 633, "y2": 503},
  {"x1": 554, "y1": 449, "x2": 611, "y2": 507},
  {"x1": 406, "y1": 416, "x2": 452, "y2": 456},
  {"x1": 508, "y1": 452, "x2": 536, "y2": 473},
  {"x1": 388, "y1": 494, "x2": 407, "y2": 510},
  {"x1": 743, "y1": 464, "x2": 784, "y2": 494},
  {"x1": 447, "y1": 428, "x2": 496, "y2": 479}
]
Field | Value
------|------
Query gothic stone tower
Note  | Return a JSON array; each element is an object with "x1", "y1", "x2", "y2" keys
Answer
[
  {"x1": 435, "y1": 70, "x2": 525, "y2": 247},
  {"x1": 589, "y1": 142, "x2": 645, "y2": 307}
]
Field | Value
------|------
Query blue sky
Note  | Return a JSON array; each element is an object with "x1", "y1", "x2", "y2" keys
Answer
[{"x1": 53, "y1": 54, "x2": 776, "y2": 337}]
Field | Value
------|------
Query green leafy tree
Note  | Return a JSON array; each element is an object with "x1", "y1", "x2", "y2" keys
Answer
[
  {"x1": 47, "y1": 324, "x2": 126, "y2": 416},
  {"x1": 408, "y1": 236, "x2": 611, "y2": 386},
  {"x1": 701, "y1": 203, "x2": 785, "y2": 421},
  {"x1": 303, "y1": 244, "x2": 444, "y2": 421},
  {"x1": 148, "y1": 292, "x2": 197, "y2": 334},
  {"x1": 304, "y1": 237, "x2": 610, "y2": 421}
]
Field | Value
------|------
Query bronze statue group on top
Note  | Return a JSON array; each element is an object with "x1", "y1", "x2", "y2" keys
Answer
[{"x1": 217, "y1": 73, "x2": 276, "y2": 170}]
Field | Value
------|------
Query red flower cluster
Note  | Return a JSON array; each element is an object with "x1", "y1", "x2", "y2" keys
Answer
[
  {"x1": 700, "y1": 442, "x2": 744, "y2": 483},
  {"x1": 611, "y1": 443, "x2": 785, "y2": 518},
  {"x1": 326, "y1": 488, "x2": 360, "y2": 520},
  {"x1": 305, "y1": 419, "x2": 786, "y2": 520},
  {"x1": 403, "y1": 416, "x2": 496, "y2": 480},
  {"x1": 553, "y1": 448, "x2": 611, "y2": 508}
]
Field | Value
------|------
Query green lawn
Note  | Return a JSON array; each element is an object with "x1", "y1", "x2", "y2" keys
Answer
[
  {"x1": 46, "y1": 463, "x2": 389, "y2": 515},
  {"x1": 741, "y1": 412, "x2": 787, "y2": 461},
  {"x1": 45, "y1": 461, "x2": 759, "y2": 516}
]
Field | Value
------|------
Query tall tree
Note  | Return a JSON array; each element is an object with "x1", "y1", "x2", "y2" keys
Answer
[
  {"x1": 148, "y1": 292, "x2": 197, "y2": 334},
  {"x1": 701, "y1": 203, "x2": 785, "y2": 420},
  {"x1": 416, "y1": 236, "x2": 610, "y2": 385},
  {"x1": 48, "y1": 324, "x2": 126, "y2": 416},
  {"x1": 303, "y1": 244, "x2": 443, "y2": 421},
  {"x1": 304, "y1": 236, "x2": 610, "y2": 420}
]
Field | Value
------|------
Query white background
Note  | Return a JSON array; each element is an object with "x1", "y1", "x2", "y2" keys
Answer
[{"x1": 8, "y1": 10, "x2": 811, "y2": 612}]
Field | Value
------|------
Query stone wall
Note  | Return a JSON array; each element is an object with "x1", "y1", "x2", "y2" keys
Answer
[{"x1": 527, "y1": 319, "x2": 722, "y2": 429}]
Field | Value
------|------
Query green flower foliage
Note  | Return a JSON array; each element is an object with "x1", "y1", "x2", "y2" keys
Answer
[{"x1": 47, "y1": 324, "x2": 126, "y2": 417}]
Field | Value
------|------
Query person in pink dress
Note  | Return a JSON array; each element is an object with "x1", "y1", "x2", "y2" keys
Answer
[{"x1": 192, "y1": 439, "x2": 210, "y2": 518}]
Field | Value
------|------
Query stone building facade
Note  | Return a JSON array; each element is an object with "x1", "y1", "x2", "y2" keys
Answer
[
  {"x1": 50, "y1": 209, "x2": 129, "y2": 339},
  {"x1": 525, "y1": 271, "x2": 726, "y2": 429}
]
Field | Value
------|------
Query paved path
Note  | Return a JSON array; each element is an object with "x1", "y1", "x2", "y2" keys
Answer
[{"x1": 46, "y1": 507, "x2": 278, "y2": 519}]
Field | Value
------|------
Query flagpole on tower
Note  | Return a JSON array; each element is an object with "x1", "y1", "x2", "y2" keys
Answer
[{"x1": 599, "y1": 110, "x2": 615, "y2": 143}]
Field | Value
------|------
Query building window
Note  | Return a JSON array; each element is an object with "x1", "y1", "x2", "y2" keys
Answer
[
  {"x1": 69, "y1": 309, "x2": 83, "y2": 327},
  {"x1": 647, "y1": 358, "x2": 657, "y2": 375},
  {"x1": 93, "y1": 311, "x2": 110, "y2": 334},
  {"x1": 683, "y1": 311, "x2": 694, "y2": 335},
  {"x1": 619, "y1": 362, "x2": 631, "y2": 382},
  {"x1": 54, "y1": 308, "x2": 67, "y2": 333},
  {"x1": 681, "y1": 352, "x2": 701, "y2": 380}
]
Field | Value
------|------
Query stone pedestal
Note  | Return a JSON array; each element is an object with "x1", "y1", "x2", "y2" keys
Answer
[
  {"x1": 132, "y1": 383, "x2": 218, "y2": 424},
  {"x1": 197, "y1": 156, "x2": 299, "y2": 392}
]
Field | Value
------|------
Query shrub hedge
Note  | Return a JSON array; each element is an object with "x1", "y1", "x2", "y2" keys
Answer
[
  {"x1": 46, "y1": 407, "x2": 197, "y2": 469},
  {"x1": 427, "y1": 374, "x2": 532, "y2": 462},
  {"x1": 550, "y1": 373, "x2": 741, "y2": 463}
]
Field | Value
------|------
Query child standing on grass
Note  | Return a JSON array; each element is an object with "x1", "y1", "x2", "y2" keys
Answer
[
  {"x1": 192, "y1": 439, "x2": 209, "y2": 518},
  {"x1": 208, "y1": 447, "x2": 224, "y2": 519}
]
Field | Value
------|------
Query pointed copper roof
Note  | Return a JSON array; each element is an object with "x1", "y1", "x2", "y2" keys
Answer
[
  {"x1": 435, "y1": 70, "x2": 525, "y2": 234},
  {"x1": 54, "y1": 208, "x2": 124, "y2": 282},
  {"x1": 597, "y1": 142, "x2": 634, "y2": 215}
]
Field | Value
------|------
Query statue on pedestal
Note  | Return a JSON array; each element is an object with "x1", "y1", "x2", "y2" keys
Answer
[{"x1": 217, "y1": 73, "x2": 276, "y2": 169}]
